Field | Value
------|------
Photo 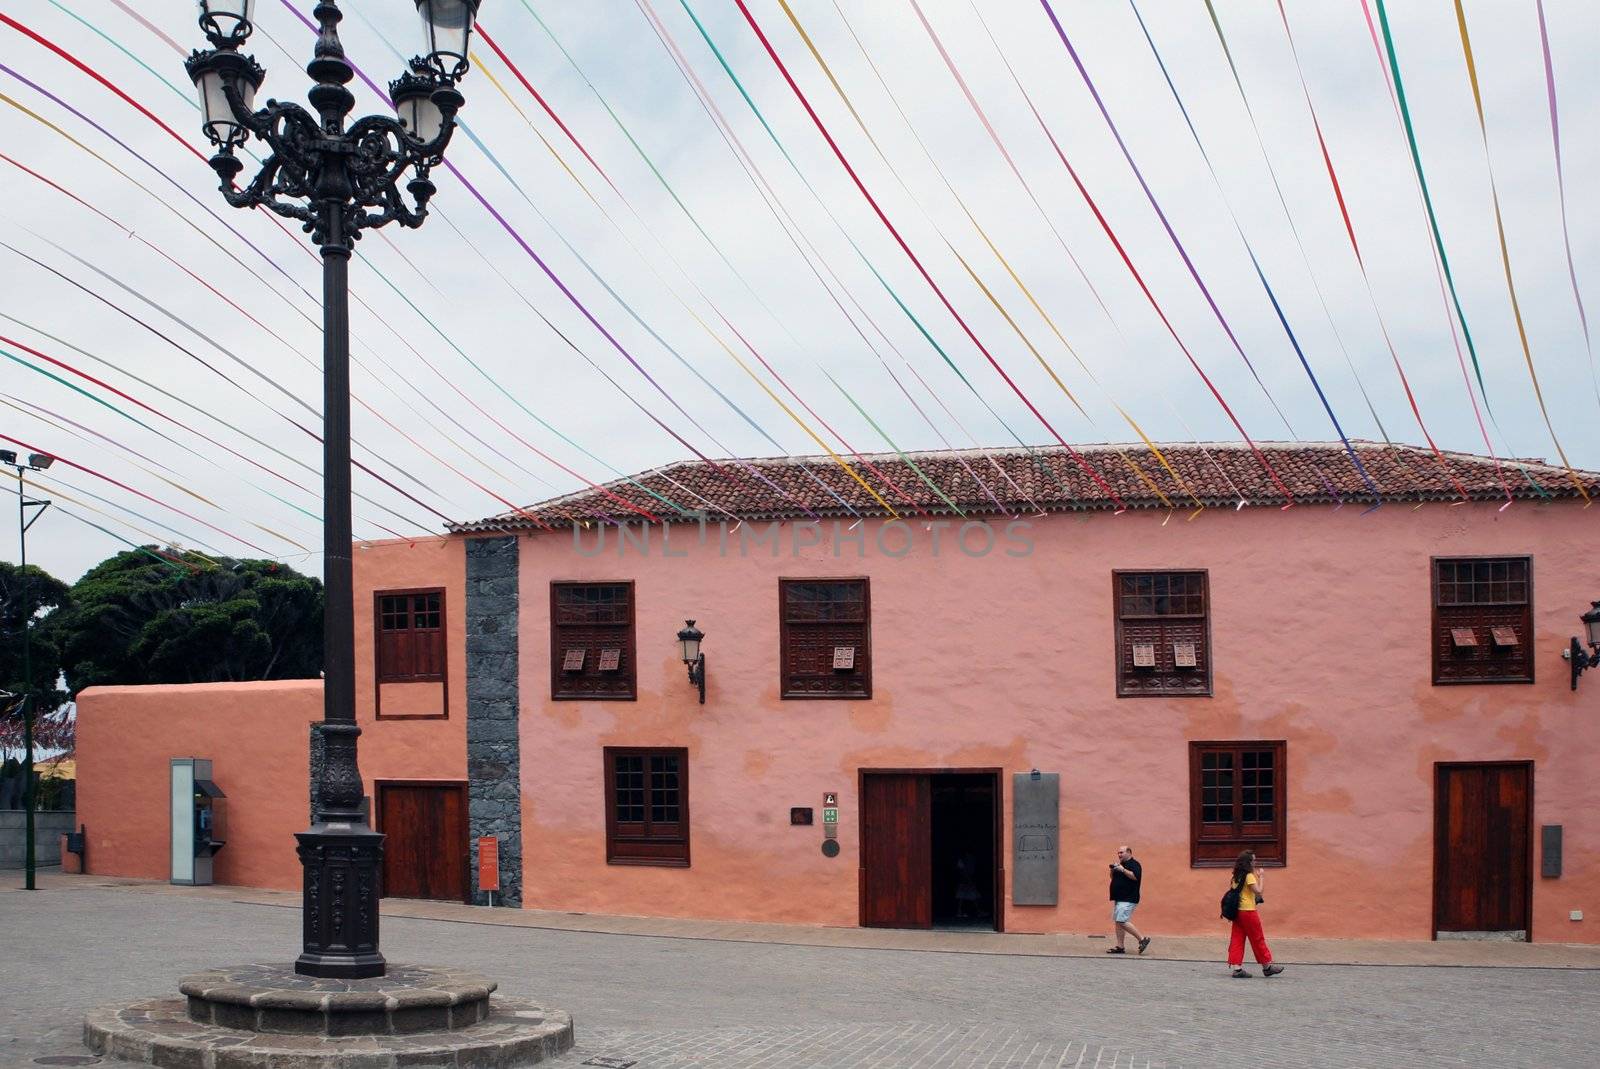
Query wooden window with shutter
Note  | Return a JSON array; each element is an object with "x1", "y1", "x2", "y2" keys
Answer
[
  {"x1": 1114, "y1": 571, "x2": 1211, "y2": 697},
  {"x1": 376, "y1": 589, "x2": 446, "y2": 683},
  {"x1": 551, "y1": 581, "x2": 636, "y2": 700},
  {"x1": 780, "y1": 578, "x2": 871, "y2": 699},
  {"x1": 604, "y1": 747, "x2": 689, "y2": 866},
  {"x1": 1431, "y1": 557, "x2": 1533, "y2": 684},
  {"x1": 1190, "y1": 740, "x2": 1286, "y2": 867},
  {"x1": 374, "y1": 588, "x2": 448, "y2": 720}
]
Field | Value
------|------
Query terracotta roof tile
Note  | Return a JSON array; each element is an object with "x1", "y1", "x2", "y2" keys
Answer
[{"x1": 448, "y1": 441, "x2": 1600, "y2": 533}]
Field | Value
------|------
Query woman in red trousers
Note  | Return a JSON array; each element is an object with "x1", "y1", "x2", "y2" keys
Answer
[{"x1": 1228, "y1": 850, "x2": 1284, "y2": 978}]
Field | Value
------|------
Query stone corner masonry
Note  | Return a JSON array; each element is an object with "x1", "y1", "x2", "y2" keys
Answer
[{"x1": 465, "y1": 535, "x2": 522, "y2": 907}]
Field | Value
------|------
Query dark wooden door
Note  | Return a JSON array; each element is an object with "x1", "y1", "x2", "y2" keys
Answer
[
  {"x1": 860, "y1": 773, "x2": 932, "y2": 928},
  {"x1": 1435, "y1": 763, "x2": 1532, "y2": 936},
  {"x1": 377, "y1": 782, "x2": 469, "y2": 903}
]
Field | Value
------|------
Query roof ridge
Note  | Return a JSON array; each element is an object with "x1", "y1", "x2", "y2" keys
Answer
[{"x1": 446, "y1": 441, "x2": 1598, "y2": 533}]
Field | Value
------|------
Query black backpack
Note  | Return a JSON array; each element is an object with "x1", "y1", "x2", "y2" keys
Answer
[{"x1": 1220, "y1": 880, "x2": 1242, "y2": 921}]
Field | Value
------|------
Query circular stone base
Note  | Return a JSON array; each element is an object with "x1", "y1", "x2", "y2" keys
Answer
[
  {"x1": 179, "y1": 963, "x2": 496, "y2": 1035},
  {"x1": 84, "y1": 995, "x2": 573, "y2": 1068}
]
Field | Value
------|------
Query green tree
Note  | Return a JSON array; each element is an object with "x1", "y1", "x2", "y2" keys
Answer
[
  {"x1": 50, "y1": 549, "x2": 323, "y2": 692},
  {"x1": 0, "y1": 560, "x2": 71, "y2": 756}
]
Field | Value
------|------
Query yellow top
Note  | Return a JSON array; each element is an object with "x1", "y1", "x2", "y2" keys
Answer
[{"x1": 1237, "y1": 872, "x2": 1259, "y2": 911}]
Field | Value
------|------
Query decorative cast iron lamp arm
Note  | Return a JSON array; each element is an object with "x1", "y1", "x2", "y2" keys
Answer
[
  {"x1": 205, "y1": 79, "x2": 457, "y2": 242},
  {"x1": 188, "y1": 2, "x2": 464, "y2": 249},
  {"x1": 1568, "y1": 636, "x2": 1600, "y2": 691},
  {"x1": 687, "y1": 654, "x2": 706, "y2": 704}
]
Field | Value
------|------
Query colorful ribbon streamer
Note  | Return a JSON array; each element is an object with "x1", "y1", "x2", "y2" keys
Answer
[
  {"x1": 780, "y1": 0, "x2": 1185, "y2": 509},
  {"x1": 1450, "y1": 1, "x2": 1587, "y2": 501},
  {"x1": 0, "y1": 14, "x2": 541, "y2": 504},
  {"x1": 0, "y1": 313, "x2": 323, "y2": 525},
  {"x1": 5, "y1": 390, "x2": 321, "y2": 558},
  {"x1": 1369, "y1": 0, "x2": 1523, "y2": 501},
  {"x1": 0, "y1": 11, "x2": 325, "y2": 275},
  {"x1": 1258, "y1": 0, "x2": 1469, "y2": 501},
  {"x1": 1, "y1": 432, "x2": 274, "y2": 555},
  {"x1": 716, "y1": 0, "x2": 1084, "y2": 504},
  {"x1": 637, "y1": 0, "x2": 1030, "y2": 513},
  {"x1": 667, "y1": 0, "x2": 1065, "y2": 509},
  {"x1": 1035, "y1": 1, "x2": 1299, "y2": 449},
  {"x1": 112, "y1": 4, "x2": 640, "y2": 518},
  {"x1": 76, "y1": 0, "x2": 572, "y2": 508},
  {"x1": 1007, "y1": 4, "x2": 1293, "y2": 502},
  {"x1": 452, "y1": 47, "x2": 872, "y2": 517},
  {"x1": 13, "y1": 231, "x2": 459, "y2": 518},
  {"x1": 0, "y1": 250, "x2": 448, "y2": 533},
  {"x1": 1132, "y1": 0, "x2": 1380, "y2": 501},
  {"x1": 474, "y1": 25, "x2": 925, "y2": 516},
  {"x1": 733, "y1": 0, "x2": 1129, "y2": 510},
  {"x1": 21, "y1": 473, "x2": 198, "y2": 572},
  {"x1": 57, "y1": 3, "x2": 654, "y2": 528},
  {"x1": 1534, "y1": 0, "x2": 1598, "y2": 413}
]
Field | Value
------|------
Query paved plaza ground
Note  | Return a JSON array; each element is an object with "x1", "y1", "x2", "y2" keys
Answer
[{"x1": 2, "y1": 876, "x2": 1597, "y2": 1068}]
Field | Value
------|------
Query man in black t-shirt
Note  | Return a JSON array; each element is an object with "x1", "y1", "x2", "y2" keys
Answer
[{"x1": 1108, "y1": 844, "x2": 1151, "y2": 954}]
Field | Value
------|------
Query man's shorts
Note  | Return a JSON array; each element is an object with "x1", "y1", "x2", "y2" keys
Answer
[{"x1": 1112, "y1": 901, "x2": 1137, "y2": 924}]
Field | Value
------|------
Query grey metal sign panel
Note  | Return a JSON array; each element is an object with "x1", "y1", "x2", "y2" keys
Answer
[
  {"x1": 1542, "y1": 825, "x2": 1563, "y2": 878},
  {"x1": 1011, "y1": 772, "x2": 1059, "y2": 906}
]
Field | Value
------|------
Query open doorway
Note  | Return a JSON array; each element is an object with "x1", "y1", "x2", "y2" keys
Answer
[
  {"x1": 859, "y1": 768, "x2": 1002, "y2": 931},
  {"x1": 931, "y1": 773, "x2": 997, "y2": 929}
]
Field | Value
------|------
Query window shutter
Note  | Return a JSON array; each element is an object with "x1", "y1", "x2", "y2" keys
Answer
[
  {"x1": 552, "y1": 583, "x2": 636, "y2": 699},
  {"x1": 1116, "y1": 572, "x2": 1210, "y2": 696},
  {"x1": 780, "y1": 579, "x2": 871, "y2": 698},
  {"x1": 1432, "y1": 558, "x2": 1532, "y2": 684}
]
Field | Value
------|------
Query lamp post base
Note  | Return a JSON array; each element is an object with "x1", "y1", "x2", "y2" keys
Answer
[
  {"x1": 84, "y1": 964, "x2": 573, "y2": 1067},
  {"x1": 294, "y1": 822, "x2": 385, "y2": 979}
]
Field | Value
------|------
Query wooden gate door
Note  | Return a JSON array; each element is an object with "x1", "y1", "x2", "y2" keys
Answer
[
  {"x1": 376, "y1": 781, "x2": 469, "y2": 903},
  {"x1": 860, "y1": 773, "x2": 932, "y2": 928},
  {"x1": 1434, "y1": 762, "x2": 1532, "y2": 938}
]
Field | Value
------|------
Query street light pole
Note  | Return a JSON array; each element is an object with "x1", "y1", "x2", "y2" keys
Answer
[
  {"x1": 184, "y1": 0, "x2": 477, "y2": 978},
  {"x1": 5, "y1": 451, "x2": 52, "y2": 891}
]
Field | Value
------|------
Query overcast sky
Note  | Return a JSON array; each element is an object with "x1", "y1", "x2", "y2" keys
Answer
[{"x1": 3, "y1": 0, "x2": 1598, "y2": 582}]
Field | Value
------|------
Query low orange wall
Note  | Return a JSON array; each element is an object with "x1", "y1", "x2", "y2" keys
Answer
[
  {"x1": 76, "y1": 673, "x2": 467, "y2": 890},
  {"x1": 75, "y1": 681, "x2": 320, "y2": 890}
]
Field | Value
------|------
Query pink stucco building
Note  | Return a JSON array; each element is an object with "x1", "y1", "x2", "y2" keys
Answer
[{"x1": 76, "y1": 442, "x2": 1600, "y2": 942}]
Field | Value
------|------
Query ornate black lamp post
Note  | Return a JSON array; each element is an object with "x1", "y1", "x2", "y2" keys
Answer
[{"x1": 184, "y1": 0, "x2": 479, "y2": 979}]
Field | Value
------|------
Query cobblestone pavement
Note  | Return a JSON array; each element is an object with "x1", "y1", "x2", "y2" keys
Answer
[{"x1": 2, "y1": 886, "x2": 1596, "y2": 1069}]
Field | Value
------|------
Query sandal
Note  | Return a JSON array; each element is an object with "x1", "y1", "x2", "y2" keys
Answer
[
  {"x1": 1137, "y1": 936, "x2": 1151, "y2": 955},
  {"x1": 1105, "y1": 946, "x2": 1126, "y2": 954}
]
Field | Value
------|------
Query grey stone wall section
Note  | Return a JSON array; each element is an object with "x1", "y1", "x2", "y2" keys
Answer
[
  {"x1": 0, "y1": 810, "x2": 75, "y2": 868},
  {"x1": 466, "y1": 535, "x2": 522, "y2": 907}
]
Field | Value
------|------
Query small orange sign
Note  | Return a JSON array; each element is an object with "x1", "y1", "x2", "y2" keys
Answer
[{"x1": 477, "y1": 836, "x2": 499, "y2": 893}]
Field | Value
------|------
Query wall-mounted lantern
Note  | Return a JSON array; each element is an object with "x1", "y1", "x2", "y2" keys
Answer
[
  {"x1": 1564, "y1": 601, "x2": 1600, "y2": 691},
  {"x1": 677, "y1": 620, "x2": 706, "y2": 704}
]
